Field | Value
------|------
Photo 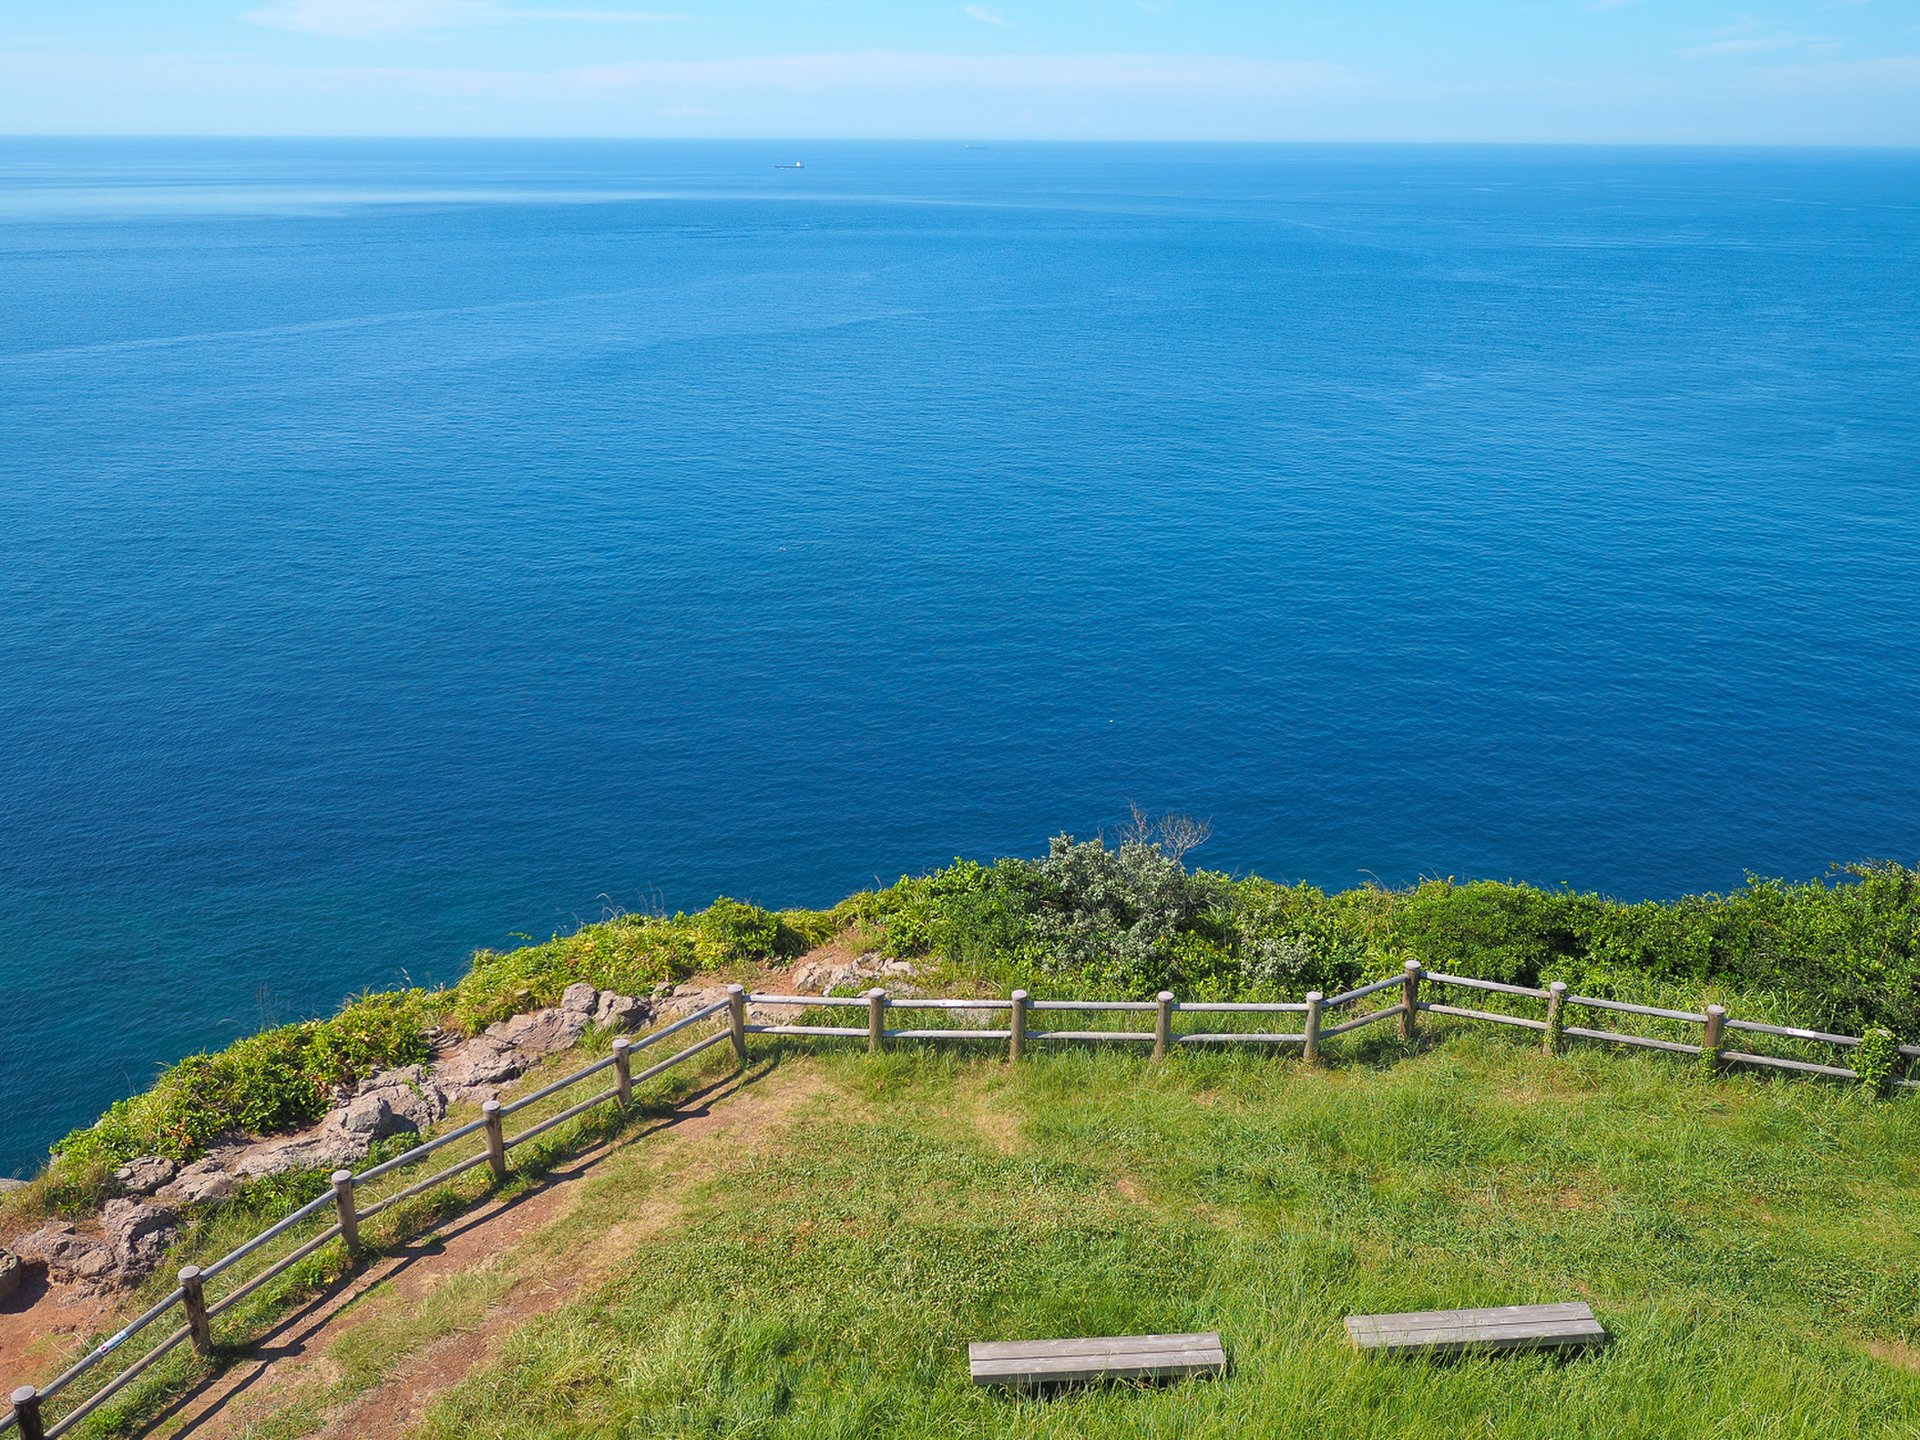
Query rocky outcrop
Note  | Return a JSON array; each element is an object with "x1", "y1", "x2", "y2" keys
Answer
[
  {"x1": 10, "y1": 1224, "x2": 111, "y2": 1289},
  {"x1": 154, "y1": 1065, "x2": 449, "y2": 1207},
  {"x1": 13, "y1": 1200, "x2": 180, "y2": 1297},
  {"x1": 340, "y1": 1065, "x2": 446, "y2": 1139},
  {"x1": 787, "y1": 955, "x2": 915, "y2": 996},
  {"x1": 431, "y1": 991, "x2": 650, "y2": 1101},
  {"x1": 99, "y1": 1201, "x2": 178, "y2": 1283},
  {"x1": 158, "y1": 1157, "x2": 237, "y2": 1207},
  {"x1": 17, "y1": 986, "x2": 657, "y2": 1299},
  {"x1": 0, "y1": 1248, "x2": 23, "y2": 1302},
  {"x1": 595, "y1": 991, "x2": 648, "y2": 1030},
  {"x1": 113, "y1": 1156, "x2": 178, "y2": 1197}
]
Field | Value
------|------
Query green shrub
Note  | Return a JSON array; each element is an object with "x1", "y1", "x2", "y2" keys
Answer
[
  {"x1": 304, "y1": 990, "x2": 436, "y2": 1086},
  {"x1": 1383, "y1": 880, "x2": 1575, "y2": 985},
  {"x1": 695, "y1": 898, "x2": 787, "y2": 966},
  {"x1": 1854, "y1": 1027, "x2": 1903, "y2": 1097}
]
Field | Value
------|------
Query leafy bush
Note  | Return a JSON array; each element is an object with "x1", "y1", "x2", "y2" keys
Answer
[
  {"x1": 1854, "y1": 1027, "x2": 1903, "y2": 1097},
  {"x1": 696, "y1": 898, "x2": 792, "y2": 967},
  {"x1": 1384, "y1": 881, "x2": 1575, "y2": 985}
]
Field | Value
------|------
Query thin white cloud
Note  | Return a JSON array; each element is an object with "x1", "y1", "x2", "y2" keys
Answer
[
  {"x1": 1743, "y1": 52, "x2": 1920, "y2": 87},
  {"x1": 965, "y1": 5, "x2": 1015, "y2": 26},
  {"x1": 531, "y1": 8, "x2": 681, "y2": 18},
  {"x1": 564, "y1": 51, "x2": 1371, "y2": 98},
  {"x1": 241, "y1": 0, "x2": 679, "y2": 38},
  {"x1": 1681, "y1": 31, "x2": 1833, "y2": 58}
]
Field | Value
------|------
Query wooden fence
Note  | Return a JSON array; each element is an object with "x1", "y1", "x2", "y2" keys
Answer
[
  {"x1": 6, "y1": 966, "x2": 1915, "y2": 1437},
  {"x1": 2, "y1": 999, "x2": 741, "y2": 1440}
]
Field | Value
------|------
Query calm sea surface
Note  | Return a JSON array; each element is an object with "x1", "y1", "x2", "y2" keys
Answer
[{"x1": 2, "y1": 140, "x2": 1917, "y2": 1172}]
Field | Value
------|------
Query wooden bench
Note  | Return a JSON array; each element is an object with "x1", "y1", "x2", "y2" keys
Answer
[
  {"x1": 1345, "y1": 1302, "x2": 1607, "y2": 1357},
  {"x1": 968, "y1": 1331, "x2": 1227, "y2": 1389}
]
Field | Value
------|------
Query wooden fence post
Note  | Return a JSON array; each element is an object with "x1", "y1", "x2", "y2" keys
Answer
[
  {"x1": 867, "y1": 988, "x2": 886, "y2": 1055},
  {"x1": 1009, "y1": 989, "x2": 1028, "y2": 1063},
  {"x1": 179, "y1": 1264, "x2": 213, "y2": 1356},
  {"x1": 1154, "y1": 991, "x2": 1174, "y2": 1060},
  {"x1": 482, "y1": 1100, "x2": 508, "y2": 1181},
  {"x1": 331, "y1": 1170, "x2": 359, "y2": 1258},
  {"x1": 10, "y1": 1386, "x2": 44, "y2": 1440},
  {"x1": 612, "y1": 1037, "x2": 632, "y2": 1107},
  {"x1": 1702, "y1": 1005, "x2": 1727, "y2": 1071},
  {"x1": 1303, "y1": 992, "x2": 1323, "y2": 1066},
  {"x1": 1544, "y1": 981, "x2": 1566, "y2": 1056},
  {"x1": 1401, "y1": 961, "x2": 1422, "y2": 1041},
  {"x1": 727, "y1": 984, "x2": 748, "y2": 1068}
]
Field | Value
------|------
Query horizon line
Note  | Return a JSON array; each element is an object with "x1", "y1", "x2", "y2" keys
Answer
[{"x1": 7, "y1": 133, "x2": 1920, "y2": 151}]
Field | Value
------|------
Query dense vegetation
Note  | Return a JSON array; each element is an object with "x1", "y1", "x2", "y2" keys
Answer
[{"x1": 38, "y1": 826, "x2": 1920, "y2": 1188}]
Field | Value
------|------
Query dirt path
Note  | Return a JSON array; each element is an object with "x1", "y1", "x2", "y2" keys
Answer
[
  {"x1": 0, "y1": 1273, "x2": 113, "y2": 1383},
  {"x1": 133, "y1": 1059, "x2": 827, "y2": 1440}
]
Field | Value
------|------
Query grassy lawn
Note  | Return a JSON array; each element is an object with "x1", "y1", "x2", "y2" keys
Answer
[{"x1": 405, "y1": 1028, "x2": 1920, "y2": 1439}]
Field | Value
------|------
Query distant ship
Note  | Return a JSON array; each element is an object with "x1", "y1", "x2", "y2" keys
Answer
[
  {"x1": 964, "y1": 145, "x2": 988, "y2": 151},
  {"x1": 775, "y1": 161, "x2": 804, "y2": 169}
]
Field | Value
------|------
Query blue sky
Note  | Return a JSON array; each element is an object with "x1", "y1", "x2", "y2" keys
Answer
[{"x1": 1, "y1": 1, "x2": 1915, "y2": 142}]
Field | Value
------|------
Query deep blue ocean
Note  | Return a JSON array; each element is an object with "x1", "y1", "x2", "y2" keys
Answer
[{"x1": 2, "y1": 140, "x2": 1917, "y2": 1174}]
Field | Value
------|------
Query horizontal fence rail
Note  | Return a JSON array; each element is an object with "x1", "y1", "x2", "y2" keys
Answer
[{"x1": 7, "y1": 968, "x2": 1913, "y2": 1438}]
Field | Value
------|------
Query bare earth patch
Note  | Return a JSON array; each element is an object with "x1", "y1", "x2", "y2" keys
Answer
[
  {"x1": 1867, "y1": 1338, "x2": 1920, "y2": 1375},
  {"x1": 0, "y1": 1274, "x2": 113, "y2": 1379}
]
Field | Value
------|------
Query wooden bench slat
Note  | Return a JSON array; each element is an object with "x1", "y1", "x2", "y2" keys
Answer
[
  {"x1": 969, "y1": 1331, "x2": 1226, "y2": 1387},
  {"x1": 968, "y1": 1331, "x2": 1221, "y2": 1361},
  {"x1": 1352, "y1": 1318, "x2": 1607, "y2": 1345},
  {"x1": 972, "y1": 1347, "x2": 1223, "y2": 1377},
  {"x1": 1346, "y1": 1302, "x2": 1606, "y2": 1357},
  {"x1": 1346, "y1": 1314, "x2": 1599, "y2": 1338},
  {"x1": 1353, "y1": 1326, "x2": 1604, "y2": 1355},
  {"x1": 1346, "y1": 1301, "x2": 1593, "y2": 1332}
]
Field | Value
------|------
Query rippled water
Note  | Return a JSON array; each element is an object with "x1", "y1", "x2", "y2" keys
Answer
[{"x1": 2, "y1": 140, "x2": 1917, "y2": 1173}]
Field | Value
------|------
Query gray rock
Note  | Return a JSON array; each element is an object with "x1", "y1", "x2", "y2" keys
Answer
[
  {"x1": 226, "y1": 1127, "x2": 358, "y2": 1179},
  {"x1": 340, "y1": 1092, "x2": 400, "y2": 1138},
  {"x1": 18, "y1": 1202, "x2": 182, "y2": 1295},
  {"x1": 12, "y1": 1223, "x2": 114, "y2": 1287},
  {"x1": 341, "y1": 1066, "x2": 446, "y2": 1139},
  {"x1": 0, "y1": 1177, "x2": 27, "y2": 1195},
  {"x1": 560, "y1": 982, "x2": 599, "y2": 1015},
  {"x1": 0, "y1": 1249, "x2": 21, "y2": 1302},
  {"x1": 114, "y1": 1155, "x2": 179, "y2": 1197},
  {"x1": 788, "y1": 955, "x2": 913, "y2": 997},
  {"x1": 487, "y1": 1005, "x2": 589, "y2": 1056},
  {"x1": 433, "y1": 1036, "x2": 527, "y2": 1096},
  {"x1": 593, "y1": 991, "x2": 650, "y2": 1031},
  {"x1": 99, "y1": 1199, "x2": 178, "y2": 1284},
  {"x1": 156, "y1": 1158, "x2": 235, "y2": 1207},
  {"x1": 657, "y1": 985, "x2": 730, "y2": 1021}
]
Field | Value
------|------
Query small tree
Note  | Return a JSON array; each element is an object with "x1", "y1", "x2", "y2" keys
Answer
[{"x1": 1117, "y1": 802, "x2": 1214, "y2": 865}]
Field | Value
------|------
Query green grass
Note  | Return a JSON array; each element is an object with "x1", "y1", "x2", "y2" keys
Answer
[{"x1": 406, "y1": 1028, "x2": 1920, "y2": 1439}]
